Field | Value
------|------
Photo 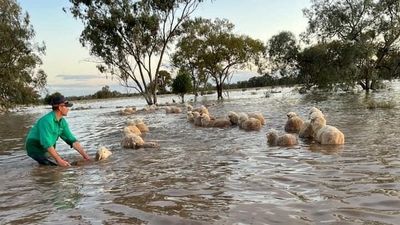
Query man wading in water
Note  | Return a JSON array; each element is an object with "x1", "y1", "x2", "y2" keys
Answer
[{"x1": 25, "y1": 94, "x2": 90, "y2": 166}]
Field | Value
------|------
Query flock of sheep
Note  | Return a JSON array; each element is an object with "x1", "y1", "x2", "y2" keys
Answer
[{"x1": 95, "y1": 104, "x2": 345, "y2": 161}]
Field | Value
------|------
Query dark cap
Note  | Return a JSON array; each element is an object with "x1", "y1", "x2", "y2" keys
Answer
[{"x1": 50, "y1": 95, "x2": 73, "y2": 107}]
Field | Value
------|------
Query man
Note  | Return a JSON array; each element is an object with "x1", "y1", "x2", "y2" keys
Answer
[{"x1": 25, "y1": 94, "x2": 90, "y2": 166}]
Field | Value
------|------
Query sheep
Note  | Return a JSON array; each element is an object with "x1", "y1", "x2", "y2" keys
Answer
[
  {"x1": 227, "y1": 111, "x2": 239, "y2": 125},
  {"x1": 95, "y1": 146, "x2": 112, "y2": 161},
  {"x1": 266, "y1": 129, "x2": 298, "y2": 146},
  {"x1": 238, "y1": 113, "x2": 262, "y2": 131},
  {"x1": 212, "y1": 118, "x2": 232, "y2": 128},
  {"x1": 121, "y1": 133, "x2": 160, "y2": 149},
  {"x1": 298, "y1": 121, "x2": 313, "y2": 138},
  {"x1": 166, "y1": 106, "x2": 182, "y2": 114},
  {"x1": 284, "y1": 112, "x2": 304, "y2": 133},
  {"x1": 187, "y1": 111, "x2": 195, "y2": 123},
  {"x1": 120, "y1": 107, "x2": 136, "y2": 116},
  {"x1": 309, "y1": 107, "x2": 324, "y2": 120},
  {"x1": 134, "y1": 119, "x2": 149, "y2": 133},
  {"x1": 310, "y1": 116, "x2": 345, "y2": 145},
  {"x1": 127, "y1": 119, "x2": 149, "y2": 133},
  {"x1": 123, "y1": 125, "x2": 142, "y2": 136},
  {"x1": 192, "y1": 105, "x2": 209, "y2": 115},
  {"x1": 248, "y1": 112, "x2": 266, "y2": 125},
  {"x1": 201, "y1": 114, "x2": 231, "y2": 128},
  {"x1": 193, "y1": 111, "x2": 203, "y2": 126},
  {"x1": 186, "y1": 104, "x2": 193, "y2": 112}
]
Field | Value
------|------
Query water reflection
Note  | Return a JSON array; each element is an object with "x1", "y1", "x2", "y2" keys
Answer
[{"x1": 1, "y1": 83, "x2": 400, "y2": 224}]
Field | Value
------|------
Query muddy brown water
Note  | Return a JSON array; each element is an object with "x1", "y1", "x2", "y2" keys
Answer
[{"x1": 1, "y1": 85, "x2": 400, "y2": 225}]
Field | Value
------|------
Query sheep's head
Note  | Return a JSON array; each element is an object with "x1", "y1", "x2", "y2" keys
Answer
[
  {"x1": 287, "y1": 112, "x2": 297, "y2": 118},
  {"x1": 310, "y1": 116, "x2": 326, "y2": 132},
  {"x1": 95, "y1": 147, "x2": 112, "y2": 161},
  {"x1": 192, "y1": 111, "x2": 200, "y2": 118},
  {"x1": 266, "y1": 129, "x2": 278, "y2": 145},
  {"x1": 227, "y1": 111, "x2": 239, "y2": 124}
]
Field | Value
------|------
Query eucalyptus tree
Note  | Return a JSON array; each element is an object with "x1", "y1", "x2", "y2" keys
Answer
[
  {"x1": 266, "y1": 31, "x2": 300, "y2": 78},
  {"x1": 303, "y1": 0, "x2": 400, "y2": 92},
  {"x1": 0, "y1": 0, "x2": 47, "y2": 110},
  {"x1": 174, "y1": 18, "x2": 265, "y2": 100},
  {"x1": 68, "y1": 0, "x2": 205, "y2": 105},
  {"x1": 157, "y1": 69, "x2": 172, "y2": 94},
  {"x1": 171, "y1": 68, "x2": 192, "y2": 103},
  {"x1": 171, "y1": 20, "x2": 208, "y2": 101}
]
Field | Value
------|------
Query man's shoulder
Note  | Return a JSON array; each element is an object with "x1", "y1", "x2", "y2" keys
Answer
[{"x1": 38, "y1": 111, "x2": 56, "y2": 124}]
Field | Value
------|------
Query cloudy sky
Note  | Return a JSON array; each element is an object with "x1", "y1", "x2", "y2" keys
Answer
[{"x1": 19, "y1": 0, "x2": 311, "y2": 97}]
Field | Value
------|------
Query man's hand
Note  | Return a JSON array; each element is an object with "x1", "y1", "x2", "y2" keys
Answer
[{"x1": 57, "y1": 159, "x2": 71, "y2": 167}]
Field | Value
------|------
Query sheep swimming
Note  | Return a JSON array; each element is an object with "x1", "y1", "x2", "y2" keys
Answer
[
  {"x1": 95, "y1": 146, "x2": 112, "y2": 161},
  {"x1": 227, "y1": 111, "x2": 239, "y2": 125},
  {"x1": 248, "y1": 112, "x2": 266, "y2": 125},
  {"x1": 284, "y1": 112, "x2": 304, "y2": 133},
  {"x1": 121, "y1": 133, "x2": 159, "y2": 149},
  {"x1": 237, "y1": 113, "x2": 261, "y2": 131},
  {"x1": 310, "y1": 115, "x2": 345, "y2": 145},
  {"x1": 120, "y1": 107, "x2": 136, "y2": 116},
  {"x1": 266, "y1": 129, "x2": 298, "y2": 146},
  {"x1": 309, "y1": 107, "x2": 324, "y2": 120},
  {"x1": 123, "y1": 125, "x2": 142, "y2": 136},
  {"x1": 298, "y1": 121, "x2": 313, "y2": 138},
  {"x1": 165, "y1": 106, "x2": 182, "y2": 114},
  {"x1": 200, "y1": 113, "x2": 231, "y2": 128}
]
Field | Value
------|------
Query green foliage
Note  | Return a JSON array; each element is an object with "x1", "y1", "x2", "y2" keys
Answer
[
  {"x1": 157, "y1": 70, "x2": 172, "y2": 94},
  {"x1": 266, "y1": 31, "x2": 300, "y2": 77},
  {"x1": 92, "y1": 85, "x2": 122, "y2": 99},
  {"x1": 68, "y1": 0, "x2": 204, "y2": 105},
  {"x1": 302, "y1": 0, "x2": 400, "y2": 92},
  {"x1": 0, "y1": 0, "x2": 47, "y2": 109},
  {"x1": 172, "y1": 69, "x2": 192, "y2": 103},
  {"x1": 173, "y1": 18, "x2": 265, "y2": 100}
]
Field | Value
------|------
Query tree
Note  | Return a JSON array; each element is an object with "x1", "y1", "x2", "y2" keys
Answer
[
  {"x1": 157, "y1": 70, "x2": 172, "y2": 94},
  {"x1": 172, "y1": 19, "x2": 208, "y2": 101},
  {"x1": 173, "y1": 18, "x2": 265, "y2": 100},
  {"x1": 68, "y1": 0, "x2": 205, "y2": 105},
  {"x1": 266, "y1": 31, "x2": 300, "y2": 78},
  {"x1": 0, "y1": 0, "x2": 47, "y2": 110},
  {"x1": 303, "y1": 0, "x2": 400, "y2": 92},
  {"x1": 171, "y1": 69, "x2": 192, "y2": 103}
]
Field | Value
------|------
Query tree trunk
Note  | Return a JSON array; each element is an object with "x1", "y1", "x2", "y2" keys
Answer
[
  {"x1": 181, "y1": 93, "x2": 185, "y2": 103},
  {"x1": 216, "y1": 83, "x2": 223, "y2": 100}
]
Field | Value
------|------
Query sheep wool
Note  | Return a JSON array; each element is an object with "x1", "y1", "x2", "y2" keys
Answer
[{"x1": 95, "y1": 146, "x2": 112, "y2": 161}]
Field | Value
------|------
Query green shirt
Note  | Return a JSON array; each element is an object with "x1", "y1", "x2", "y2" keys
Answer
[{"x1": 25, "y1": 111, "x2": 77, "y2": 157}]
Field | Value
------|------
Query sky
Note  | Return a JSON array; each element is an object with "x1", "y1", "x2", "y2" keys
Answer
[{"x1": 18, "y1": 0, "x2": 311, "y2": 97}]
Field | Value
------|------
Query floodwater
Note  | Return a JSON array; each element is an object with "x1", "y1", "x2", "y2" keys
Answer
[{"x1": 1, "y1": 84, "x2": 400, "y2": 225}]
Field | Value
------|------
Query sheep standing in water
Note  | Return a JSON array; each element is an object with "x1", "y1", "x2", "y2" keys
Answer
[
  {"x1": 187, "y1": 111, "x2": 195, "y2": 123},
  {"x1": 248, "y1": 112, "x2": 266, "y2": 125},
  {"x1": 95, "y1": 146, "x2": 112, "y2": 161},
  {"x1": 200, "y1": 113, "x2": 231, "y2": 128},
  {"x1": 309, "y1": 107, "x2": 325, "y2": 119},
  {"x1": 284, "y1": 112, "x2": 304, "y2": 133},
  {"x1": 266, "y1": 129, "x2": 298, "y2": 146},
  {"x1": 121, "y1": 133, "x2": 160, "y2": 149},
  {"x1": 238, "y1": 113, "x2": 262, "y2": 131},
  {"x1": 311, "y1": 116, "x2": 345, "y2": 145},
  {"x1": 227, "y1": 111, "x2": 239, "y2": 125},
  {"x1": 299, "y1": 121, "x2": 313, "y2": 138},
  {"x1": 123, "y1": 125, "x2": 142, "y2": 136},
  {"x1": 129, "y1": 119, "x2": 149, "y2": 133}
]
